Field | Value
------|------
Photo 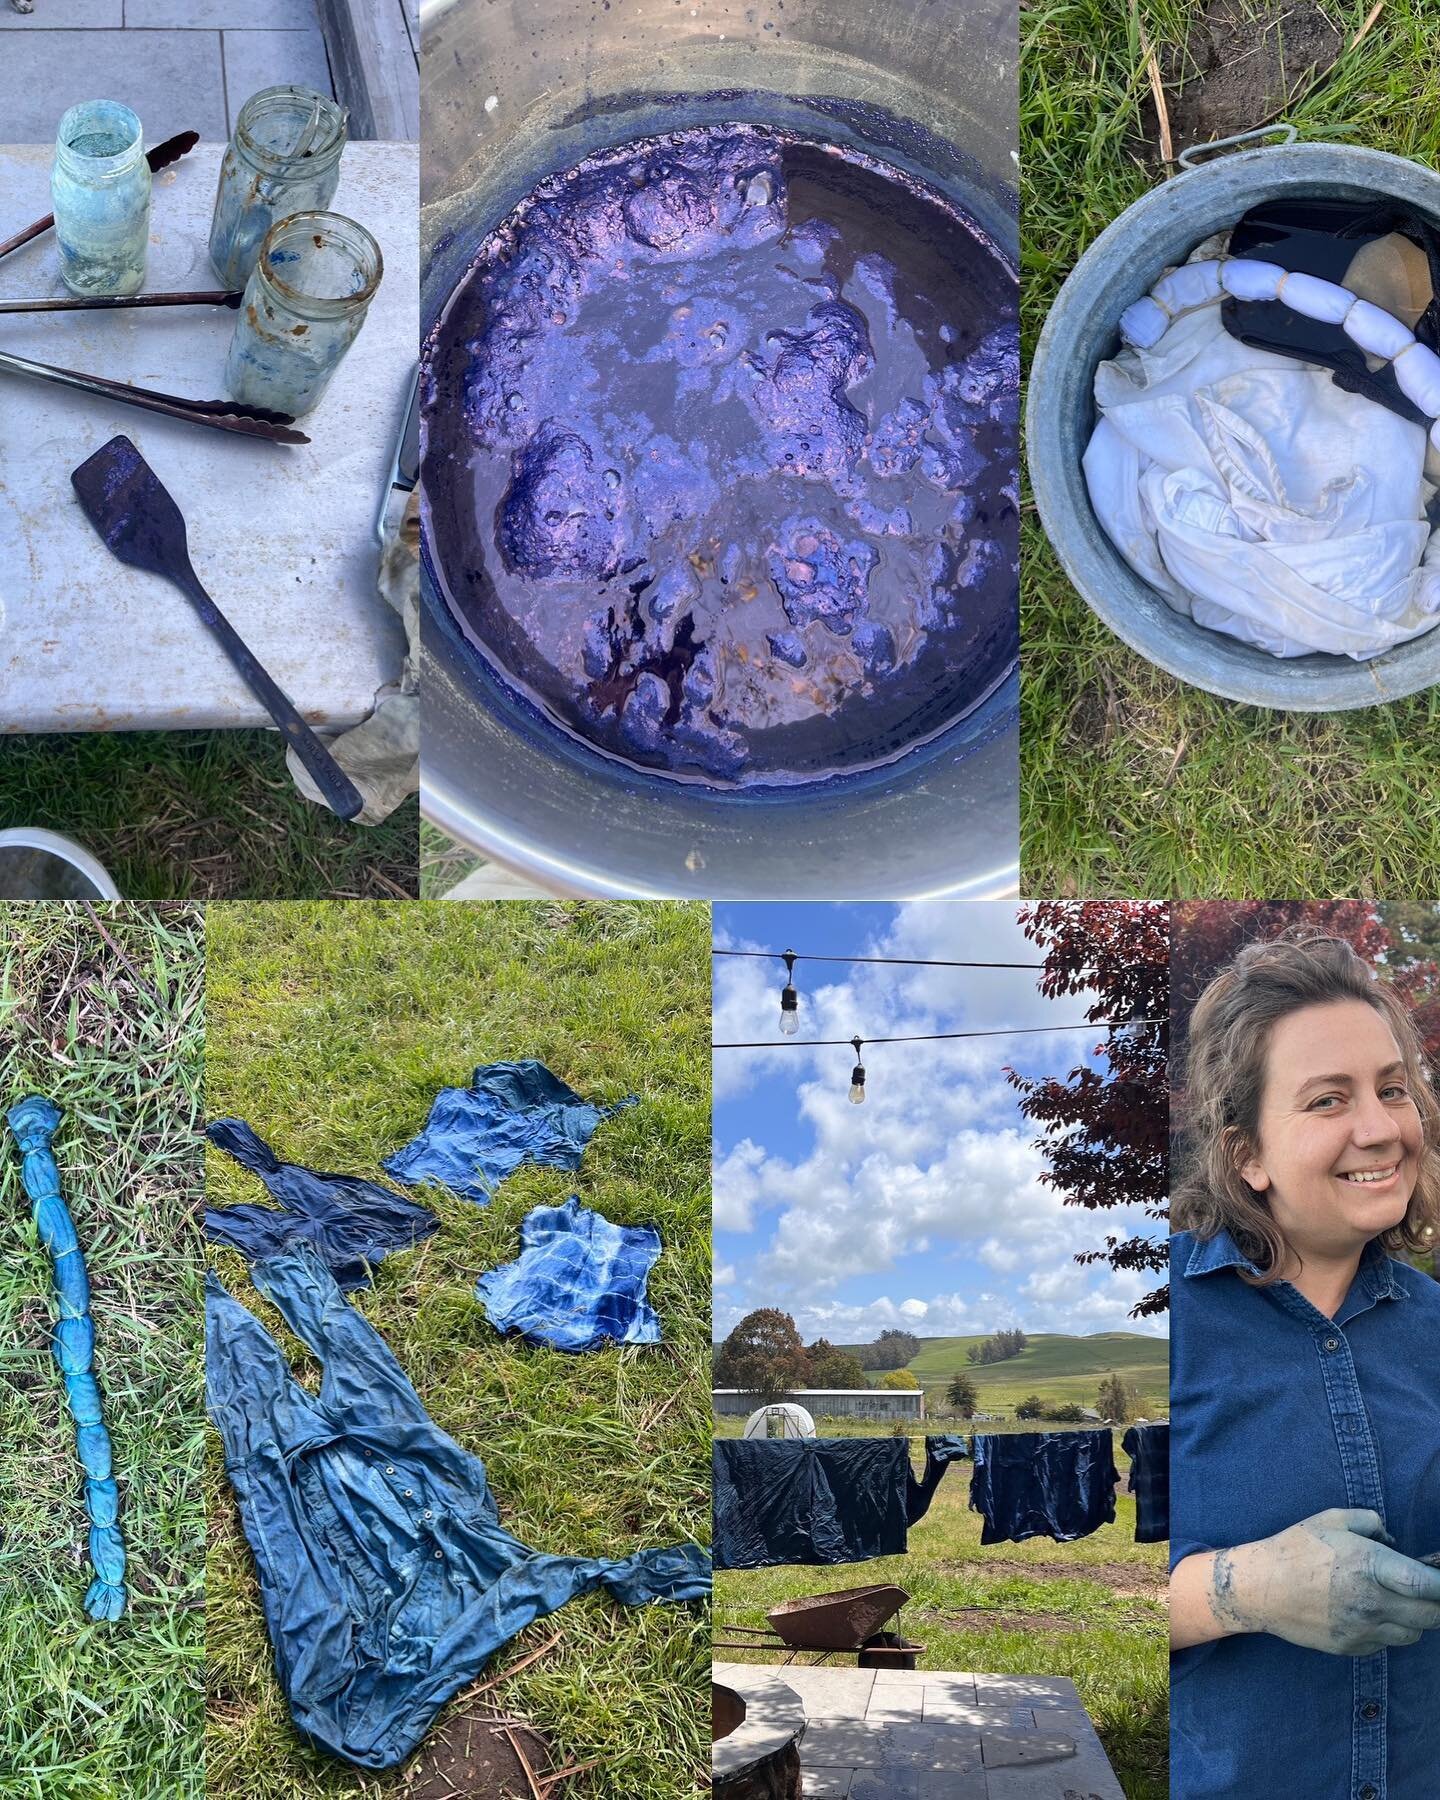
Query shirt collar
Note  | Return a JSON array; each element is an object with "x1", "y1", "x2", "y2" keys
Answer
[{"x1": 1181, "y1": 1227, "x2": 1408, "y2": 1302}]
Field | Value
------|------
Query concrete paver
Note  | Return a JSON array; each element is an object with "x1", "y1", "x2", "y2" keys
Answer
[{"x1": 221, "y1": 26, "x2": 334, "y2": 113}]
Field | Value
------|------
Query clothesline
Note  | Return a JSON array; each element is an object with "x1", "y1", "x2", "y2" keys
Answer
[
  {"x1": 712, "y1": 1019, "x2": 1165, "y2": 1049},
  {"x1": 713, "y1": 949, "x2": 1048, "y2": 970}
]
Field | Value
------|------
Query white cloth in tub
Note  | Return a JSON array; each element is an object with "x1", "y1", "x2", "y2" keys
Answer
[{"x1": 1083, "y1": 304, "x2": 1440, "y2": 659}]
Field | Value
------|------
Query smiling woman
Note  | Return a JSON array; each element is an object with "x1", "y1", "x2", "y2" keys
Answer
[{"x1": 1169, "y1": 930, "x2": 1440, "y2": 1800}]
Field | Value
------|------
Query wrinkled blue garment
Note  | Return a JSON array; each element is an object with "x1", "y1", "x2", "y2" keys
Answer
[
  {"x1": 969, "y1": 1431, "x2": 1118, "y2": 1545},
  {"x1": 384, "y1": 1061, "x2": 637, "y2": 1204},
  {"x1": 713, "y1": 1437, "x2": 912, "y2": 1569},
  {"x1": 904, "y1": 1434, "x2": 970, "y2": 1526},
  {"x1": 206, "y1": 1245, "x2": 708, "y2": 1769},
  {"x1": 7, "y1": 1096, "x2": 126, "y2": 1621},
  {"x1": 1121, "y1": 1422, "x2": 1169, "y2": 1544},
  {"x1": 474, "y1": 1195, "x2": 662, "y2": 1351},
  {"x1": 204, "y1": 1119, "x2": 439, "y2": 1290}
]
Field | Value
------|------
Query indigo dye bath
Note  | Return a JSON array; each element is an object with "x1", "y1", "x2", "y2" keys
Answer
[{"x1": 422, "y1": 124, "x2": 1018, "y2": 786}]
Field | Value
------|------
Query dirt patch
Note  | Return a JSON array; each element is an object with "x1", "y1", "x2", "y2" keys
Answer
[
  {"x1": 1145, "y1": 0, "x2": 1343, "y2": 157},
  {"x1": 401, "y1": 1706, "x2": 553, "y2": 1800}
]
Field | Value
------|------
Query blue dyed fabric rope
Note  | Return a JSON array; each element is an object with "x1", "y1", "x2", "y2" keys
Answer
[{"x1": 7, "y1": 1096, "x2": 127, "y2": 1621}]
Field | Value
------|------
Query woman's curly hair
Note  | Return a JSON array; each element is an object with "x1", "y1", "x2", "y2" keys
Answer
[{"x1": 1173, "y1": 931, "x2": 1440, "y2": 1281}]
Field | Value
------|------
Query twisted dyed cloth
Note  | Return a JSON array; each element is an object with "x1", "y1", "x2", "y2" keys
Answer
[
  {"x1": 204, "y1": 1118, "x2": 439, "y2": 1290},
  {"x1": 384, "y1": 1060, "x2": 637, "y2": 1204},
  {"x1": 474, "y1": 1195, "x2": 662, "y2": 1351},
  {"x1": 207, "y1": 1245, "x2": 709, "y2": 1768},
  {"x1": 7, "y1": 1096, "x2": 126, "y2": 1621}
]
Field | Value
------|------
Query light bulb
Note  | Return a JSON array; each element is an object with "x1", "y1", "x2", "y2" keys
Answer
[
  {"x1": 849, "y1": 1064, "x2": 866, "y2": 1104},
  {"x1": 779, "y1": 982, "x2": 799, "y2": 1034},
  {"x1": 779, "y1": 1008, "x2": 799, "y2": 1034}
]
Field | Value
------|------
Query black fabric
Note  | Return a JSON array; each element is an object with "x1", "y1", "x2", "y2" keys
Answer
[
  {"x1": 968, "y1": 1430, "x2": 1118, "y2": 1545},
  {"x1": 204, "y1": 1119, "x2": 440, "y2": 1291},
  {"x1": 712, "y1": 1437, "x2": 912, "y2": 1569},
  {"x1": 1121, "y1": 1421, "x2": 1169, "y2": 1543},
  {"x1": 904, "y1": 1434, "x2": 970, "y2": 1526},
  {"x1": 1223, "y1": 198, "x2": 1440, "y2": 427}
]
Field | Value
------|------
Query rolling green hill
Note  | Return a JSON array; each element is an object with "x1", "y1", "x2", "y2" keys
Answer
[{"x1": 834, "y1": 1331, "x2": 1169, "y2": 1418}]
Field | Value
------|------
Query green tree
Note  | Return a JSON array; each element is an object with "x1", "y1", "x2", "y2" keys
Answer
[
  {"x1": 1047, "y1": 1402, "x2": 1086, "y2": 1423},
  {"x1": 713, "y1": 1308, "x2": 810, "y2": 1400},
  {"x1": 860, "y1": 1328, "x2": 922, "y2": 1371},
  {"x1": 1097, "y1": 1371, "x2": 1137, "y2": 1424},
  {"x1": 878, "y1": 1369, "x2": 921, "y2": 1390},
  {"x1": 946, "y1": 1372, "x2": 979, "y2": 1416},
  {"x1": 1015, "y1": 1395, "x2": 1045, "y2": 1420},
  {"x1": 805, "y1": 1338, "x2": 867, "y2": 1389}
]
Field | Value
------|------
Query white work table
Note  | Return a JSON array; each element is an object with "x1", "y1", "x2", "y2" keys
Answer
[{"x1": 0, "y1": 140, "x2": 415, "y2": 733}]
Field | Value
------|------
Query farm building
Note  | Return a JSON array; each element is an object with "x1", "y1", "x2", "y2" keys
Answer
[{"x1": 713, "y1": 1387, "x2": 925, "y2": 1423}]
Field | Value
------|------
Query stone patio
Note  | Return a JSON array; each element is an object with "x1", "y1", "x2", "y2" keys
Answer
[{"x1": 712, "y1": 1663, "x2": 1126, "y2": 1800}]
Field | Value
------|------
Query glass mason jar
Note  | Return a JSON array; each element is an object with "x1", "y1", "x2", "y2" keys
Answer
[
  {"x1": 225, "y1": 211, "x2": 383, "y2": 417},
  {"x1": 208, "y1": 86, "x2": 348, "y2": 289},
  {"x1": 51, "y1": 100, "x2": 151, "y2": 297}
]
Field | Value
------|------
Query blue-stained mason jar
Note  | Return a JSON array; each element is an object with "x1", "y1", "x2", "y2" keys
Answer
[
  {"x1": 51, "y1": 100, "x2": 151, "y2": 297},
  {"x1": 225, "y1": 211, "x2": 383, "y2": 417},
  {"x1": 209, "y1": 86, "x2": 348, "y2": 289}
]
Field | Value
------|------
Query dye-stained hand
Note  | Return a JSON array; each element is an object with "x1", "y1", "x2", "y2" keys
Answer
[{"x1": 1208, "y1": 1508, "x2": 1440, "y2": 1657}]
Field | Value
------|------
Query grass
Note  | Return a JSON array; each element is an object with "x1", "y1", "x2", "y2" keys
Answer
[
  {"x1": 835, "y1": 1332, "x2": 1170, "y2": 1416},
  {"x1": 714, "y1": 1421, "x2": 1168, "y2": 1800},
  {"x1": 203, "y1": 900, "x2": 712, "y2": 1800},
  {"x1": 1020, "y1": 0, "x2": 1440, "y2": 895},
  {"x1": 418, "y1": 820, "x2": 483, "y2": 898},
  {"x1": 0, "y1": 903, "x2": 205, "y2": 1800},
  {"x1": 0, "y1": 734, "x2": 417, "y2": 899}
]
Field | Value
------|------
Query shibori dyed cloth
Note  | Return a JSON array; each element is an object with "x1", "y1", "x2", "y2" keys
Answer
[
  {"x1": 384, "y1": 1061, "x2": 638, "y2": 1204},
  {"x1": 7, "y1": 1096, "x2": 127, "y2": 1621},
  {"x1": 206, "y1": 1244, "x2": 710, "y2": 1770},
  {"x1": 474, "y1": 1195, "x2": 662, "y2": 1351},
  {"x1": 204, "y1": 1118, "x2": 439, "y2": 1291}
]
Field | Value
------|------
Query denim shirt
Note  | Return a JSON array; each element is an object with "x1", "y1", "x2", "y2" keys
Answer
[{"x1": 1171, "y1": 1229, "x2": 1440, "y2": 1800}]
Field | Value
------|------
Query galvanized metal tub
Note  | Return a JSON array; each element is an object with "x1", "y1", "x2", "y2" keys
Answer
[{"x1": 419, "y1": 0, "x2": 1019, "y2": 895}]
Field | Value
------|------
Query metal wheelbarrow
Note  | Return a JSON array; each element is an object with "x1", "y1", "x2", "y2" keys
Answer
[{"x1": 713, "y1": 1584, "x2": 924, "y2": 1666}]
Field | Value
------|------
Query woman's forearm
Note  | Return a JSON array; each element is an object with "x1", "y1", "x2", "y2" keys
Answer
[{"x1": 1170, "y1": 1550, "x2": 1236, "y2": 1649}]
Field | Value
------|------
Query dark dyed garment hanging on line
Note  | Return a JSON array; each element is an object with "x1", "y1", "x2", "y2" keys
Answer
[
  {"x1": 474, "y1": 1195, "x2": 662, "y2": 1351},
  {"x1": 714, "y1": 1436, "x2": 931, "y2": 1569},
  {"x1": 1121, "y1": 1422, "x2": 1169, "y2": 1543},
  {"x1": 968, "y1": 1431, "x2": 1118, "y2": 1545},
  {"x1": 206, "y1": 1245, "x2": 710, "y2": 1770},
  {"x1": 904, "y1": 1433, "x2": 970, "y2": 1527},
  {"x1": 204, "y1": 1118, "x2": 440, "y2": 1290},
  {"x1": 384, "y1": 1061, "x2": 638, "y2": 1203}
]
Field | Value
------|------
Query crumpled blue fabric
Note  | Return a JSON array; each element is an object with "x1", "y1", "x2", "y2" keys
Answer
[
  {"x1": 7, "y1": 1096, "x2": 126, "y2": 1621},
  {"x1": 474, "y1": 1195, "x2": 662, "y2": 1351},
  {"x1": 383, "y1": 1061, "x2": 637, "y2": 1204},
  {"x1": 713, "y1": 1437, "x2": 913, "y2": 1569},
  {"x1": 206, "y1": 1244, "x2": 709, "y2": 1769},
  {"x1": 969, "y1": 1430, "x2": 1118, "y2": 1545},
  {"x1": 904, "y1": 1433, "x2": 970, "y2": 1526},
  {"x1": 1121, "y1": 1421, "x2": 1169, "y2": 1544},
  {"x1": 204, "y1": 1118, "x2": 439, "y2": 1290}
]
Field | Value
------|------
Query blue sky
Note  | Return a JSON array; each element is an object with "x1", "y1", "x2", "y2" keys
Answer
[{"x1": 712, "y1": 902, "x2": 1166, "y2": 1346}]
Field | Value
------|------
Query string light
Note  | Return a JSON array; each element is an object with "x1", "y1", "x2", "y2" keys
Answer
[
  {"x1": 847, "y1": 1037, "x2": 866, "y2": 1105},
  {"x1": 778, "y1": 950, "x2": 799, "y2": 1036}
]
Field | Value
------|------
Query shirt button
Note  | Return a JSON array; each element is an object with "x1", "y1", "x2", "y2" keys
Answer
[
  {"x1": 1361, "y1": 1702, "x2": 1381, "y2": 1721},
  {"x1": 1360, "y1": 1785, "x2": 1378, "y2": 1800},
  {"x1": 404, "y1": 1489, "x2": 413, "y2": 1497},
  {"x1": 424, "y1": 1510, "x2": 433, "y2": 1519},
  {"x1": 385, "y1": 1466, "x2": 396, "y2": 1475},
  {"x1": 1324, "y1": 1337, "x2": 1341, "y2": 1352},
  {"x1": 434, "y1": 1550, "x2": 443, "y2": 1559}
]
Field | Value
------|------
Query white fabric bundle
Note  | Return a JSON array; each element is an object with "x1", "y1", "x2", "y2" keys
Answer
[{"x1": 1084, "y1": 300, "x2": 1440, "y2": 659}]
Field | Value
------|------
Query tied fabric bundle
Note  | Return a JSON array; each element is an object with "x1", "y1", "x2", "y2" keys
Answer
[
  {"x1": 385, "y1": 1061, "x2": 637, "y2": 1203},
  {"x1": 206, "y1": 1244, "x2": 710, "y2": 1770},
  {"x1": 7, "y1": 1097, "x2": 127, "y2": 1621},
  {"x1": 204, "y1": 1118, "x2": 439, "y2": 1290},
  {"x1": 474, "y1": 1195, "x2": 662, "y2": 1351}
]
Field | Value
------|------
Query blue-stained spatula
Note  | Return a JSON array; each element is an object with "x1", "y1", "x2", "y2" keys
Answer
[{"x1": 71, "y1": 435, "x2": 364, "y2": 820}]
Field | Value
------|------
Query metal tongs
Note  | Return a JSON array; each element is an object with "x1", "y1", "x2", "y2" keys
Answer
[{"x1": 0, "y1": 129, "x2": 306, "y2": 446}]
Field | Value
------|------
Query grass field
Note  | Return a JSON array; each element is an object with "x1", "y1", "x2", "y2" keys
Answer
[
  {"x1": 713, "y1": 1421, "x2": 1168, "y2": 1800},
  {"x1": 835, "y1": 1332, "x2": 1170, "y2": 1417},
  {"x1": 204, "y1": 900, "x2": 711, "y2": 1800},
  {"x1": 0, "y1": 734, "x2": 417, "y2": 899},
  {"x1": 1021, "y1": 0, "x2": 1440, "y2": 896},
  {"x1": 0, "y1": 903, "x2": 205, "y2": 1800}
]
